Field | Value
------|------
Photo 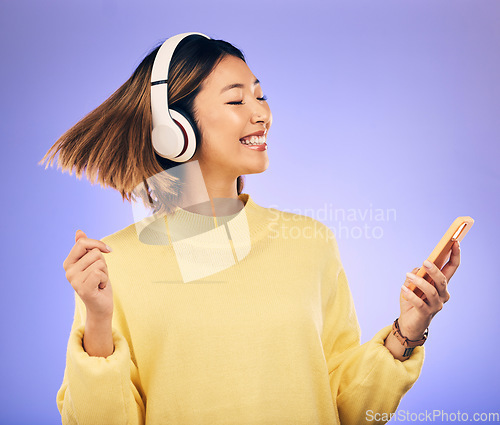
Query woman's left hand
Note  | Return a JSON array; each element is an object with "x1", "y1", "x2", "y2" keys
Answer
[{"x1": 397, "y1": 240, "x2": 461, "y2": 340}]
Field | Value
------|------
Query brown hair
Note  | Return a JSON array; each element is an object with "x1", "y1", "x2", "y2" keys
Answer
[{"x1": 38, "y1": 35, "x2": 247, "y2": 215}]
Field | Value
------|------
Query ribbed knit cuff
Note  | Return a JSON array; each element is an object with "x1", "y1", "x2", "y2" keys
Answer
[
  {"x1": 372, "y1": 324, "x2": 425, "y2": 373},
  {"x1": 65, "y1": 324, "x2": 132, "y2": 423}
]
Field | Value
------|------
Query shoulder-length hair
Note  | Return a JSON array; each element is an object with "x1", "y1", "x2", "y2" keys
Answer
[{"x1": 38, "y1": 35, "x2": 246, "y2": 215}]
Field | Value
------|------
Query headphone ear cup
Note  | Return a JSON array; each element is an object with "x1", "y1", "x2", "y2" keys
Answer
[
  {"x1": 170, "y1": 106, "x2": 200, "y2": 142},
  {"x1": 169, "y1": 106, "x2": 200, "y2": 155}
]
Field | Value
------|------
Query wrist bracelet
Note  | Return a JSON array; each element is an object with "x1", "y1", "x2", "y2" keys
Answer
[{"x1": 392, "y1": 318, "x2": 428, "y2": 357}]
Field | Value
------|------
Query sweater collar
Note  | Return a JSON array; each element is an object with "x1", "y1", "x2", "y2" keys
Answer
[{"x1": 135, "y1": 193, "x2": 270, "y2": 246}]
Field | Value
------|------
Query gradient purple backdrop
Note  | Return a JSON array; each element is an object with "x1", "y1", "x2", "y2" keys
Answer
[{"x1": 1, "y1": 0, "x2": 499, "y2": 424}]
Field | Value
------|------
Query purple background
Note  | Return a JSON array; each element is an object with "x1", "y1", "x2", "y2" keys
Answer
[{"x1": 1, "y1": 0, "x2": 499, "y2": 423}]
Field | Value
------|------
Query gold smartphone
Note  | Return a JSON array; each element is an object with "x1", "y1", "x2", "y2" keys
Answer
[{"x1": 407, "y1": 216, "x2": 474, "y2": 298}]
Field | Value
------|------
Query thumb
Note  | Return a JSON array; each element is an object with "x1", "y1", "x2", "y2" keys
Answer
[{"x1": 75, "y1": 229, "x2": 87, "y2": 243}]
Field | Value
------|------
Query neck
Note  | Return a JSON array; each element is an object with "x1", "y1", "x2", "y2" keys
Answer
[{"x1": 176, "y1": 160, "x2": 241, "y2": 216}]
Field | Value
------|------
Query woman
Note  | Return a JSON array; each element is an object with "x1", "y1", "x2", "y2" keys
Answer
[{"x1": 41, "y1": 33, "x2": 461, "y2": 425}]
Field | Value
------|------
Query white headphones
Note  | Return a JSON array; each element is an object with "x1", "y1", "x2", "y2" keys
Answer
[{"x1": 150, "y1": 32, "x2": 211, "y2": 163}]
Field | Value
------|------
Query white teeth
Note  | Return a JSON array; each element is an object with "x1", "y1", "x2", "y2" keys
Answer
[{"x1": 239, "y1": 135, "x2": 266, "y2": 145}]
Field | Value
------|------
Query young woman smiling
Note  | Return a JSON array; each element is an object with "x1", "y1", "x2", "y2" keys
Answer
[{"x1": 40, "y1": 33, "x2": 461, "y2": 425}]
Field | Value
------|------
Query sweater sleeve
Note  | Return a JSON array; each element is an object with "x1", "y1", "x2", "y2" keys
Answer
[
  {"x1": 56, "y1": 292, "x2": 146, "y2": 425},
  {"x1": 321, "y1": 234, "x2": 425, "y2": 425}
]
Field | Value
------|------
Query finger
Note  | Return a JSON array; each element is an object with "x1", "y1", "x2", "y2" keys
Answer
[
  {"x1": 405, "y1": 267, "x2": 426, "y2": 300},
  {"x1": 64, "y1": 234, "x2": 112, "y2": 271},
  {"x1": 66, "y1": 258, "x2": 109, "y2": 292},
  {"x1": 405, "y1": 272, "x2": 440, "y2": 310},
  {"x1": 70, "y1": 261, "x2": 106, "y2": 293},
  {"x1": 81, "y1": 264, "x2": 109, "y2": 292},
  {"x1": 401, "y1": 284, "x2": 428, "y2": 312},
  {"x1": 78, "y1": 248, "x2": 109, "y2": 275},
  {"x1": 440, "y1": 240, "x2": 461, "y2": 282},
  {"x1": 67, "y1": 248, "x2": 109, "y2": 280},
  {"x1": 75, "y1": 229, "x2": 86, "y2": 244},
  {"x1": 422, "y1": 259, "x2": 449, "y2": 301}
]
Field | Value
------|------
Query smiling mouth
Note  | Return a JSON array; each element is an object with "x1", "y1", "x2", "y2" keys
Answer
[{"x1": 239, "y1": 135, "x2": 267, "y2": 145}]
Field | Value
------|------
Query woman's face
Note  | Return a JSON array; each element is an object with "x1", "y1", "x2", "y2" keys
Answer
[{"x1": 190, "y1": 55, "x2": 273, "y2": 181}]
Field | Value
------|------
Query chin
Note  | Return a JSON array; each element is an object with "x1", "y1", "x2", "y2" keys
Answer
[{"x1": 241, "y1": 159, "x2": 269, "y2": 175}]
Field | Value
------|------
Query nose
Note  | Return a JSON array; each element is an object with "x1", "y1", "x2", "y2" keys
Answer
[{"x1": 251, "y1": 99, "x2": 272, "y2": 127}]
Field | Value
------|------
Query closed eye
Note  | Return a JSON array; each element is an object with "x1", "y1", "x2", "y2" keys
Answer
[{"x1": 226, "y1": 95, "x2": 268, "y2": 105}]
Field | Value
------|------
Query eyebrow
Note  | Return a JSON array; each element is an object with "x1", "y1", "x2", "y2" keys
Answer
[{"x1": 220, "y1": 78, "x2": 260, "y2": 94}]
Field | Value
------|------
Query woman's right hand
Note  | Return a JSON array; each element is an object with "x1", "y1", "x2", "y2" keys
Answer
[{"x1": 63, "y1": 229, "x2": 114, "y2": 320}]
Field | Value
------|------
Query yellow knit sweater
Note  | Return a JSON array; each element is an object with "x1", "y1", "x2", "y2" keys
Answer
[{"x1": 56, "y1": 193, "x2": 424, "y2": 425}]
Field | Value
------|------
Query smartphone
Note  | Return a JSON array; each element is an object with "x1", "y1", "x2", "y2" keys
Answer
[{"x1": 407, "y1": 216, "x2": 474, "y2": 298}]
